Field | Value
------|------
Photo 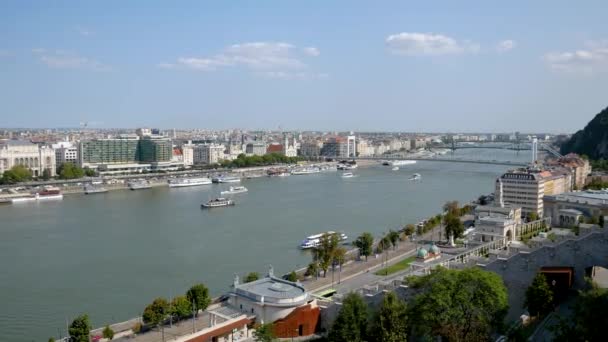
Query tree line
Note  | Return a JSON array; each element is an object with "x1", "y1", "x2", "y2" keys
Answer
[
  {"x1": 220, "y1": 153, "x2": 304, "y2": 168},
  {"x1": 0, "y1": 163, "x2": 96, "y2": 184}
]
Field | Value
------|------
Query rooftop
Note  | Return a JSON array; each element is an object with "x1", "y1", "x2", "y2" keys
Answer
[
  {"x1": 546, "y1": 190, "x2": 608, "y2": 207},
  {"x1": 0, "y1": 140, "x2": 35, "y2": 147},
  {"x1": 235, "y1": 276, "x2": 306, "y2": 300}
]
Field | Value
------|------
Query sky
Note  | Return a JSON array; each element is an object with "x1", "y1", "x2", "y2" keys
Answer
[{"x1": 1, "y1": 1, "x2": 607, "y2": 133}]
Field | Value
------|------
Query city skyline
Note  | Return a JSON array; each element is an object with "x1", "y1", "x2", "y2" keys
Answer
[{"x1": 1, "y1": 1, "x2": 607, "y2": 132}]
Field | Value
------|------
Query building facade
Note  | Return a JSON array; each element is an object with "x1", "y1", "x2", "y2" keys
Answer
[
  {"x1": 193, "y1": 143, "x2": 225, "y2": 164},
  {"x1": 321, "y1": 137, "x2": 348, "y2": 158},
  {"x1": 544, "y1": 190, "x2": 608, "y2": 227},
  {"x1": 496, "y1": 169, "x2": 546, "y2": 217},
  {"x1": 246, "y1": 141, "x2": 267, "y2": 156},
  {"x1": 79, "y1": 136, "x2": 140, "y2": 167},
  {"x1": 299, "y1": 141, "x2": 322, "y2": 157},
  {"x1": 52, "y1": 141, "x2": 78, "y2": 167},
  {"x1": 0, "y1": 140, "x2": 56, "y2": 177},
  {"x1": 138, "y1": 137, "x2": 172, "y2": 163}
]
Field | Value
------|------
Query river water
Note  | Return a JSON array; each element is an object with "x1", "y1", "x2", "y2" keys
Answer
[{"x1": 0, "y1": 148, "x2": 530, "y2": 341}]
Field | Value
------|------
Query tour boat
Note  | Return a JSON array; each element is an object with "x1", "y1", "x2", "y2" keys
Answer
[
  {"x1": 341, "y1": 172, "x2": 355, "y2": 178},
  {"x1": 391, "y1": 160, "x2": 416, "y2": 166},
  {"x1": 84, "y1": 184, "x2": 108, "y2": 194},
  {"x1": 291, "y1": 167, "x2": 320, "y2": 175},
  {"x1": 169, "y1": 177, "x2": 212, "y2": 188},
  {"x1": 299, "y1": 231, "x2": 348, "y2": 249},
  {"x1": 12, "y1": 187, "x2": 64, "y2": 202},
  {"x1": 220, "y1": 186, "x2": 248, "y2": 195},
  {"x1": 201, "y1": 197, "x2": 235, "y2": 208},
  {"x1": 212, "y1": 176, "x2": 241, "y2": 183},
  {"x1": 128, "y1": 180, "x2": 152, "y2": 190},
  {"x1": 392, "y1": 166, "x2": 399, "y2": 171}
]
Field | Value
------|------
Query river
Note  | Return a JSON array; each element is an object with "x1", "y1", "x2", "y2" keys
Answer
[{"x1": 0, "y1": 148, "x2": 530, "y2": 341}]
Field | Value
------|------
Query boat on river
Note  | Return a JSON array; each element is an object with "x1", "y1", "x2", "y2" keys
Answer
[
  {"x1": 212, "y1": 176, "x2": 241, "y2": 183},
  {"x1": 84, "y1": 184, "x2": 108, "y2": 194},
  {"x1": 299, "y1": 231, "x2": 348, "y2": 249},
  {"x1": 128, "y1": 180, "x2": 151, "y2": 190},
  {"x1": 169, "y1": 177, "x2": 212, "y2": 188},
  {"x1": 201, "y1": 197, "x2": 235, "y2": 208},
  {"x1": 220, "y1": 186, "x2": 248, "y2": 195},
  {"x1": 409, "y1": 173, "x2": 422, "y2": 181},
  {"x1": 341, "y1": 172, "x2": 355, "y2": 178}
]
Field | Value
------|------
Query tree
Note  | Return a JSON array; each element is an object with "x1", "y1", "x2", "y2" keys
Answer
[
  {"x1": 186, "y1": 283, "x2": 211, "y2": 315},
  {"x1": 403, "y1": 224, "x2": 416, "y2": 238},
  {"x1": 286, "y1": 270, "x2": 298, "y2": 282},
  {"x1": 407, "y1": 267, "x2": 508, "y2": 341},
  {"x1": 142, "y1": 297, "x2": 169, "y2": 326},
  {"x1": 1, "y1": 165, "x2": 32, "y2": 184},
  {"x1": 68, "y1": 314, "x2": 92, "y2": 342},
  {"x1": 171, "y1": 295, "x2": 193, "y2": 320},
  {"x1": 527, "y1": 211, "x2": 539, "y2": 222},
  {"x1": 253, "y1": 323, "x2": 276, "y2": 342},
  {"x1": 443, "y1": 200, "x2": 460, "y2": 216},
  {"x1": 245, "y1": 272, "x2": 260, "y2": 283},
  {"x1": 328, "y1": 292, "x2": 368, "y2": 342},
  {"x1": 387, "y1": 230, "x2": 400, "y2": 250},
  {"x1": 102, "y1": 325, "x2": 114, "y2": 340},
  {"x1": 84, "y1": 168, "x2": 96, "y2": 177},
  {"x1": 41, "y1": 168, "x2": 52, "y2": 180},
  {"x1": 370, "y1": 292, "x2": 408, "y2": 342},
  {"x1": 306, "y1": 261, "x2": 320, "y2": 279},
  {"x1": 48, "y1": 338, "x2": 55, "y2": 342},
  {"x1": 316, "y1": 233, "x2": 340, "y2": 277},
  {"x1": 443, "y1": 214, "x2": 464, "y2": 246},
  {"x1": 354, "y1": 232, "x2": 374, "y2": 261},
  {"x1": 58, "y1": 163, "x2": 85, "y2": 180},
  {"x1": 552, "y1": 283, "x2": 608, "y2": 341},
  {"x1": 524, "y1": 273, "x2": 554, "y2": 317}
]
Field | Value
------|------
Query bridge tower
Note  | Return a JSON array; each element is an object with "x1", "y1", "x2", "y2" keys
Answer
[{"x1": 531, "y1": 137, "x2": 538, "y2": 164}]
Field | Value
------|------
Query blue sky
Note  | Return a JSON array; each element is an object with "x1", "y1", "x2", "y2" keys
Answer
[{"x1": 1, "y1": 0, "x2": 607, "y2": 133}]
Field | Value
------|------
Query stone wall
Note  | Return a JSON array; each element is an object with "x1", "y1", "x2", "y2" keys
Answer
[{"x1": 481, "y1": 229, "x2": 608, "y2": 321}]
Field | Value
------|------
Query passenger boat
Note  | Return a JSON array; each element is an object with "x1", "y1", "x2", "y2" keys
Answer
[
  {"x1": 220, "y1": 186, "x2": 248, "y2": 195},
  {"x1": 409, "y1": 173, "x2": 422, "y2": 181},
  {"x1": 12, "y1": 187, "x2": 64, "y2": 202},
  {"x1": 390, "y1": 160, "x2": 416, "y2": 166},
  {"x1": 291, "y1": 167, "x2": 320, "y2": 175},
  {"x1": 128, "y1": 180, "x2": 151, "y2": 190},
  {"x1": 299, "y1": 231, "x2": 348, "y2": 249},
  {"x1": 201, "y1": 197, "x2": 235, "y2": 208},
  {"x1": 84, "y1": 184, "x2": 108, "y2": 194},
  {"x1": 337, "y1": 162, "x2": 358, "y2": 170},
  {"x1": 341, "y1": 172, "x2": 355, "y2": 178},
  {"x1": 169, "y1": 177, "x2": 212, "y2": 188},
  {"x1": 392, "y1": 166, "x2": 399, "y2": 171},
  {"x1": 212, "y1": 176, "x2": 241, "y2": 183}
]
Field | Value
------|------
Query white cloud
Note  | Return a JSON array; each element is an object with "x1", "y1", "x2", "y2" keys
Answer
[
  {"x1": 497, "y1": 40, "x2": 516, "y2": 53},
  {"x1": 160, "y1": 41, "x2": 324, "y2": 79},
  {"x1": 386, "y1": 32, "x2": 480, "y2": 56},
  {"x1": 33, "y1": 49, "x2": 110, "y2": 71},
  {"x1": 543, "y1": 41, "x2": 608, "y2": 73}
]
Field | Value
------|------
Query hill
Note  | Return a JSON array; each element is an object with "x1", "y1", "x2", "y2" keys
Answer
[{"x1": 560, "y1": 106, "x2": 608, "y2": 159}]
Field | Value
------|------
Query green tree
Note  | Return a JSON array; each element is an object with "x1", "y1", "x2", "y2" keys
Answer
[
  {"x1": 171, "y1": 295, "x2": 193, "y2": 320},
  {"x1": 58, "y1": 163, "x2": 85, "y2": 180},
  {"x1": 403, "y1": 224, "x2": 416, "y2": 238},
  {"x1": 354, "y1": 232, "x2": 374, "y2": 261},
  {"x1": 186, "y1": 283, "x2": 211, "y2": 315},
  {"x1": 84, "y1": 168, "x2": 96, "y2": 177},
  {"x1": 370, "y1": 292, "x2": 408, "y2": 342},
  {"x1": 68, "y1": 314, "x2": 92, "y2": 342},
  {"x1": 253, "y1": 323, "x2": 276, "y2": 342},
  {"x1": 315, "y1": 233, "x2": 340, "y2": 277},
  {"x1": 387, "y1": 230, "x2": 400, "y2": 250},
  {"x1": 306, "y1": 261, "x2": 319, "y2": 279},
  {"x1": 524, "y1": 273, "x2": 554, "y2": 317},
  {"x1": 41, "y1": 168, "x2": 52, "y2": 180},
  {"x1": 102, "y1": 325, "x2": 115, "y2": 340},
  {"x1": 328, "y1": 292, "x2": 368, "y2": 342},
  {"x1": 286, "y1": 270, "x2": 298, "y2": 282},
  {"x1": 48, "y1": 338, "x2": 55, "y2": 342},
  {"x1": 443, "y1": 200, "x2": 460, "y2": 216},
  {"x1": 443, "y1": 214, "x2": 464, "y2": 246},
  {"x1": 245, "y1": 272, "x2": 260, "y2": 283},
  {"x1": 142, "y1": 297, "x2": 169, "y2": 326},
  {"x1": 552, "y1": 283, "x2": 608, "y2": 341},
  {"x1": 527, "y1": 211, "x2": 539, "y2": 222},
  {"x1": 407, "y1": 267, "x2": 508, "y2": 341},
  {"x1": 1, "y1": 165, "x2": 32, "y2": 184}
]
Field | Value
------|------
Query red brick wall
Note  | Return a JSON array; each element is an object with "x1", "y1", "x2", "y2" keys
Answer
[{"x1": 272, "y1": 303, "x2": 320, "y2": 338}]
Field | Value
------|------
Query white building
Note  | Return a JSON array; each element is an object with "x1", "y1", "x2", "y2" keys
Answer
[
  {"x1": 193, "y1": 143, "x2": 225, "y2": 165},
  {"x1": 182, "y1": 143, "x2": 194, "y2": 167},
  {"x1": 52, "y1": 141, "x2": 78, "y2": 167},
  {"x1": 347, "y1": 135, "x2": 356, "y2": 157},
  {"x1": 0, "y1": 140, "x2": 56, "y2": 177}
]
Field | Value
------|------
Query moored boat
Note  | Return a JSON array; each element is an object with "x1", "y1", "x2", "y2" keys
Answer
[
  {"x1": 299, "y1": 231, "x2": 348, "y2": 249},
  {"x1": 201, "y1": 197, "x2": 235, "y2": 208},
  {"x1": 84, "y1": 184, "x2": 108, "y2": 194},
  {"x1": 169, "y1": 177, "x2": 212, "y2": 188},
  {"x1": 212, "y1": 176, "x2": 241, "y2": 183},
  {"x1": 220, "y1": 186, "x2": 248, "y2": 195},
  {"x1": 390, "y1": 160, "x2": 416, "y2": 166},
  {"x1": 291, "y1": 167, "x2": 320, "y2": 175},
  {"x1": 128, "y1": 180, "x2": 151, "y2": 190}
]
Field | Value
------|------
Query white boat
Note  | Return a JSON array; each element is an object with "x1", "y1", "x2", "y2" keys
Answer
[
  {"x1": 128, "y1": 180, "x2": 152, "y2": 190},
  {"x1": 409, "y1": 173, "x2": 422, "y2": 181},
  {"x1": 300, "y1": 231, "x2": 348, "y2": 249},
  {"x1": 12, "y1": 187, "x2": 64, "y2": 203},
  {"x1": 341, "y1": 172, "x2": 355, "y2": 178},
  {"x1": 392, "y1": 166, "x2": 399, "y2": 171},
  {"x1": 220, "y1": 186, "x2": 248, "y2": 195},
  {"x1": 201, "y1": 197, "x2": 235, "y2": 208},
  {"x1": 169, "y1": 177, "x2": 212, "y2": 188},
  {"x1": 337, "y1": 163, "x2": 358, "y2": 170},
  {"x1": 212, "y1": 176, "x2": 241, "y2": 183},
  {"x1": 390, "y1": 160, "x2": 416, "y2": 166},
  {"x1": 276, "y1": 172, "x2": 290, "y2": 177},
  {"x1": 84, "y1": 184, "x2": 108, "y2": 194},
  {"x1": 291, "y1": 167, "x2": 320, "y2": 175}
]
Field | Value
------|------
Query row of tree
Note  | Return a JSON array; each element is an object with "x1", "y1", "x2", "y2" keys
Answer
[
  {"x1": 0, "y1": 163, "x2": 96, "y2": 184},
  {"x1": 220, "y1": 153, "x2": 303, "y2": 168},
  {"x1": 54, "y1": 314, "x2": 114, "y2": 342},
  {"x1": 56, "y1": 163, "x2": 96, "y2": 179},
  {"x1": 142, "y1": 283, "x2": 211, "y2": 327},
  {"x1": 306, "y1": 233, "x2": 348, "y2": 278},
  {"x1": 327, "y1": 267, "x2": 508, "y2": 341}
]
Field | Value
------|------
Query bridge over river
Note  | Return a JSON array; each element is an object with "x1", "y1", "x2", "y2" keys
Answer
[{"x1": 354, "y1": 155, "x2": 528, "y2": 167}]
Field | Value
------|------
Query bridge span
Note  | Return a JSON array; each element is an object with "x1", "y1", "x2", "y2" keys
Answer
[{"x1": 353, "y1": 156, "x2": 528, "y2": 167}]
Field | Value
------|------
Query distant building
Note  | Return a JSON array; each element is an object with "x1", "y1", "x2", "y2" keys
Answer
[
  {"x1": 193, "y1": 143, "x2": 225, "y2": 165},
  {"x1": 266, "y1": 144, "x2": 284, "y2": 155},
  {"x1": 182, "y1": 143, "x2": 194, "y2": 167},
  {"x1": 228, "y1": 266, "x2": 319, "y2": 338},
  {"x1": 299, "y1": 141, "x2": 322, "y2": 157},
  {"x1": 321, "y1": 137, "x2": 348, "y2": 158},
  {"x1": 347, "y1": 135, "x2": 356, "y2": 158},
  {"x1": 79, "y1": 136, "x2": 140, "y2": 166},
  {"x1": 555, "y1": 154, "x2": 591, "y2": 190},
  {"x1": 52, "y1": 141, "x2": 78, "y2": 167},
  {"x1": 544, "y1": 190, "x2": 608, "y2": 227},
  {"x1": 0, "y1": 140, "x2": 56, "y2": 177},
  {"x1": 246, "y1": 141, "x2": 267, "y2": 156},
  {"x1": 475, "y1": 216, "x2": 518, "y2": 242},
  {"x1": 138, "y1": 136, "x2": 172, "y2": 163}
]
